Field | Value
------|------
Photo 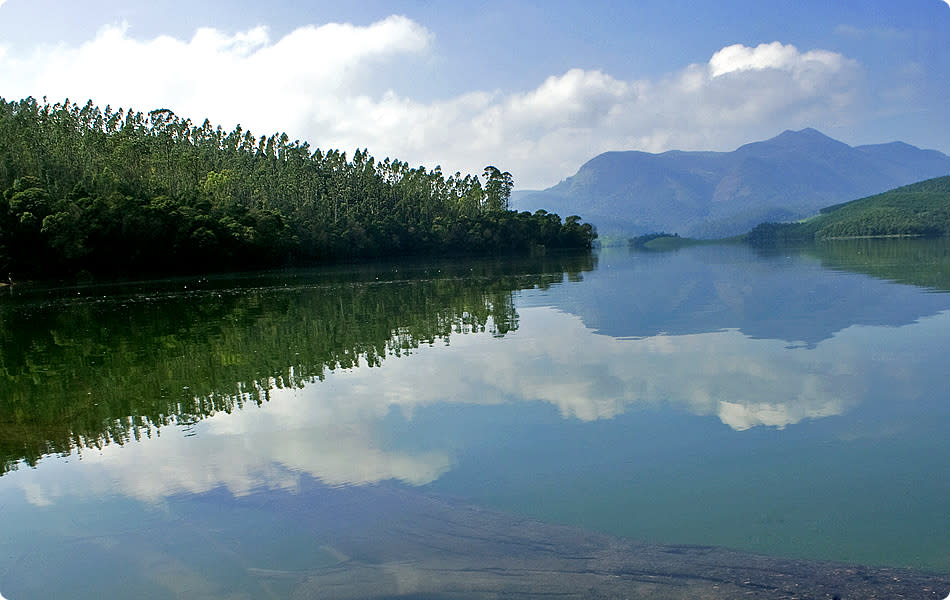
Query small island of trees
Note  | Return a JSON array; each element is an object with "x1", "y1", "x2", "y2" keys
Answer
[{"x1": 0, "y1": 97, "x2": 596, "y2": 280}]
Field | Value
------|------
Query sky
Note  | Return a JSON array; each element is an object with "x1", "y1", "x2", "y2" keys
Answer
[{"x1": 0, "y1": 0, "x2": 948, "y2": 190}]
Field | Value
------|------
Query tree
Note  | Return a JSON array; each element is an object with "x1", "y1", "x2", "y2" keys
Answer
[{"x1": 483, "y1": 166, "x2": 513, "y2": 212}]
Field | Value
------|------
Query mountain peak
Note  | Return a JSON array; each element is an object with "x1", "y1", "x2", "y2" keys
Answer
[
  {"x1": 513, "y1": 129, "x2": 950, "y2": 239},
  {"x1": 767, "y1": 127, "x2": 841, "y2": 145},
  {"x1": 785, "y1": 127, "x2": 823, "y2": 137},
  {"x1": 733, "y1": 127, "x2": 850, "y2": 157}
]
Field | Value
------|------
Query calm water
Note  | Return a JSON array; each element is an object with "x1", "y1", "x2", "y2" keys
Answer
[{"x1": 2, "y1": 240, "x2": 950, "y2": 598}]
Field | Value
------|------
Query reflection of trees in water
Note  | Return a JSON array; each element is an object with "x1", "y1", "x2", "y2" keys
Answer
[
  {"x1": 750, "y1": 238, "x2": 950, "y2": 291},
  {"x1": 808, "y1": 238, "x2": 950, "y2": 292},
  {"x1": 0, "y1": 254, "x2": 594, "y2": 474}
]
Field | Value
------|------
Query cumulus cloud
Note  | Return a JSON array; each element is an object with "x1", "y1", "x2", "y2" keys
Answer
[
  {"x1": 0, "y1": 16, "x2": 431, "y2": 135},
  {"x1": 0, "y1": 18, "x2": 862, "y2": 189},
  {"x1": 708, "y1": 42, "x2": 845, "y2": 77}
]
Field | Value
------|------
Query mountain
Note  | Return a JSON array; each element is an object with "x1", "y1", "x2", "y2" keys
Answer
[
  {"x1": 745, "y1": 175, "x2": 950, "y2": 244},
  {"x1": 513, "y1": 129, "x2": 950, "y2": 238}
]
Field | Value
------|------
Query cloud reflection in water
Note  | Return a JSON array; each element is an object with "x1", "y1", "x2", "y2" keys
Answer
[{"x1": 5, "y1": 303, "x2": 883, "y2": 505}]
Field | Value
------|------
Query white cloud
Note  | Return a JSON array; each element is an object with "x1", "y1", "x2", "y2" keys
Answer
[
  {"x1": 708, "y1": 42, "x2": 845, "y2": 77},
  {"x1": 0, "y1": 20, "x2": 861, "y2": 189}
]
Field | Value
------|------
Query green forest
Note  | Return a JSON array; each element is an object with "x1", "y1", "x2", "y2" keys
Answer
[
  {"x1": 744, "y1": 175, "x2": 950, "y2": 245},
  {"x1": 0, "y1": 97, "x2": 596, "y2": 279}
]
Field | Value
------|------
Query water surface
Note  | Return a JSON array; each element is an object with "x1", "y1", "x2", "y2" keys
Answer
[{"x1": 2, "y1": 241, "x2": 950, "y2": 598}]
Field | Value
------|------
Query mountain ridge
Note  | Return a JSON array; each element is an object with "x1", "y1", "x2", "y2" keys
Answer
[{"x1": 513, "y1": 129, "x2": 950, "y2": 238}]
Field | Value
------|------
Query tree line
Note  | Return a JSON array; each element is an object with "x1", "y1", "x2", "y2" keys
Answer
[
  {"x1": 0, "y1": 97, "x2": 596, "y2": 279},
  {"x1": 744, "y1": 175, "x2": 950, "y2": 246}
]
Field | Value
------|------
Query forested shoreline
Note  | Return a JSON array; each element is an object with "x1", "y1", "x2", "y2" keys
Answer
[
  {"x1": 0, "y1": 97, "x2": 595, "y2": 279},
  {"x1": 743, "y1": 175, "x2": 950, "y2": 246}
]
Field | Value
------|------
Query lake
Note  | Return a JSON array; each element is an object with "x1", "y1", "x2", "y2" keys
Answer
[{"x1": 2, "y1": 240, "x2": 950, "y2": 599}]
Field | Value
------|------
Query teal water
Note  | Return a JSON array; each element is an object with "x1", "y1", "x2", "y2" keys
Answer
[{"x1": 2, "y1": 241, "x2": 950, "y2": 598}]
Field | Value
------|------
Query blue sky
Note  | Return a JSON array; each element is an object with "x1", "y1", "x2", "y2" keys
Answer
[{"x1": 0, "y1": 0, "x2": 948, "y2": 189}]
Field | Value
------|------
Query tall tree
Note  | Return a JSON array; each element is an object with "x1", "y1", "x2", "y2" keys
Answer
[{"x1": 483, "y1": 166, "x2": 514, "y2": 212}]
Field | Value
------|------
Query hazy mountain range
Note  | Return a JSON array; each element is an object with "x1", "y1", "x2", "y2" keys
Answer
[{"x1": 513, "y1": 128, "x2": 950, "y2": 238}]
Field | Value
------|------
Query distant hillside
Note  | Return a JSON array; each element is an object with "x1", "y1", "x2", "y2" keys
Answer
[
  {"x1": 513, "y1": 129, "x2": 950, "y2": 238},
  {"x1": 744, "y1": 175, "x2": 950, "y2": 244}
]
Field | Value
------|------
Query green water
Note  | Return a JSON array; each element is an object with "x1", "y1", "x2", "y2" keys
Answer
[{"x1": 2, "y1": 240, "x2": 950, "y2": 597}]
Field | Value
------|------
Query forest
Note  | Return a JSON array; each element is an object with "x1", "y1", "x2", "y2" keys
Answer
[
  {"x1": 0, "y1": 97, "x2": 596, "y2": 279},
  {"x1": 744, "y1": 175, "x2": 950, "y2": 246}
]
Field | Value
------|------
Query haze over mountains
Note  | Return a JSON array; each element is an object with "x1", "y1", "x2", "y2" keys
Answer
[{"x1": 513, "y1": 129, "x2": 950, "y2": 238}]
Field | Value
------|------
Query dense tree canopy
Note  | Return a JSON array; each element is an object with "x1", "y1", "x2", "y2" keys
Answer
[
  {"x1": 0, "y1": 97, "x2": 595, "y2": 279},
  {"x1": 744, "y1": 175, "x2": 950, "y2": 246}
]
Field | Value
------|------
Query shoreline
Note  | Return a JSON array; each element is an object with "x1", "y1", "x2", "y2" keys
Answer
[{"x1": 820, "y1": 233, "x2": 929, "y2": 241}]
